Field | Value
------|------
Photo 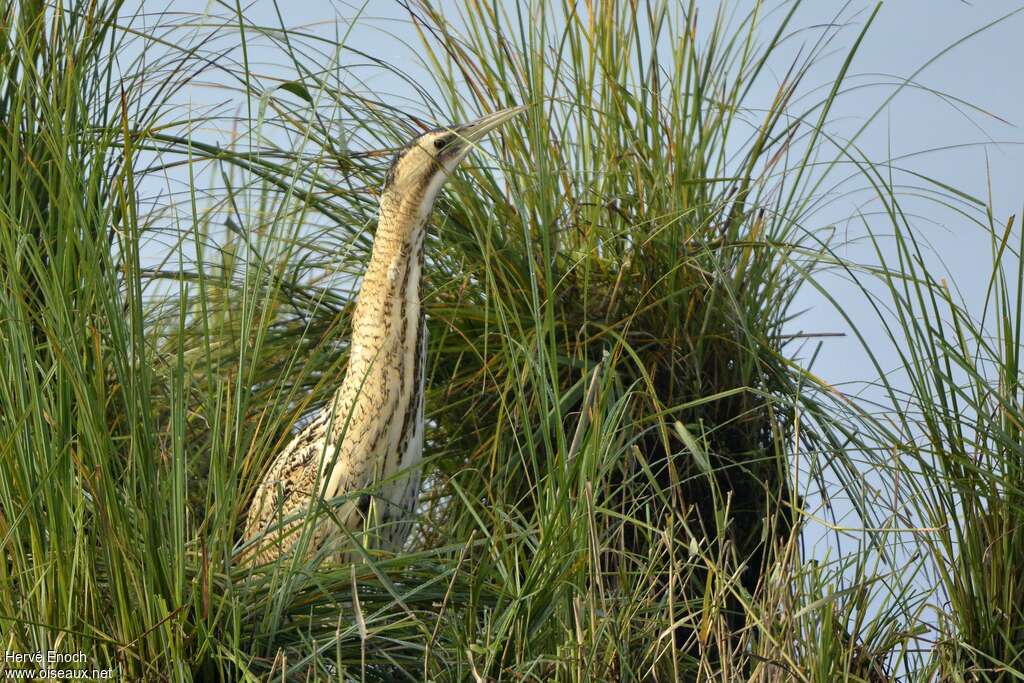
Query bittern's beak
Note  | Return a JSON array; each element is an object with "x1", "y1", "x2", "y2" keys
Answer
[
  {"x1": 430, "y1": 105, "x2": 526, "y2": 174},
  {"x1": 454, "y1": 105, "x2": 528, "y2": 146}
]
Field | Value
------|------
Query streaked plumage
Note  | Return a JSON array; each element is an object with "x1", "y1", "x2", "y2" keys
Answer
[{"x1": 241, "y1": 106, "x2": 525, "y2": 564}]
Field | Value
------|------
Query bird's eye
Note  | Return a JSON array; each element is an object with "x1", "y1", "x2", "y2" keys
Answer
[{"x1": 433, "y1": 136, "x2": 451, "y2": 151}]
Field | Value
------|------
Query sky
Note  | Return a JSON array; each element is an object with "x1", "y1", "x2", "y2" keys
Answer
[
  {"x1": 764, "y1": 1, "x2": 1024, "y2": 384},
  {"x1": 131, "y1": 0, "x2": 1024, "y2": 386},
  {"x1": 128, "y1": 0, "x2": 1024, "y2": 562}
]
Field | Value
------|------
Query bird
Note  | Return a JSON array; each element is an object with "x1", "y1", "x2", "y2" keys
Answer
[{"x1": 241, "y1": 105, "x2": 526, "y2": 564}]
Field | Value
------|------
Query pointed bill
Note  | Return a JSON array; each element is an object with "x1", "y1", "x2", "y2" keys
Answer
[{"x1": 455, "y1": 105, "x2": 528, "y2": 144}]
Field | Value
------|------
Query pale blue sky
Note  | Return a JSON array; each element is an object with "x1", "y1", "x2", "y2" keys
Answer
[{"x1": 133, "y1": 0, "x2": 1024, "y2": 387}]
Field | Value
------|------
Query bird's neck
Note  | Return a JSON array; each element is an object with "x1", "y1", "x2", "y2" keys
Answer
[{"x1": 347, "y1": 192, "x2": 431, "y2": 366}]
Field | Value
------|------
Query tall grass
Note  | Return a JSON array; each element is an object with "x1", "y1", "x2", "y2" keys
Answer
[
  {"x1": 0, "y1": 0, "x2": 1020, "y2": 680},
  {"x1": 858, "y1": 203, "x2": 1024, "y2": 680}
]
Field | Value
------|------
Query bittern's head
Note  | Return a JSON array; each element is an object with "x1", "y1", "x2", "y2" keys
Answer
[{"x1": 382, "y1": 105, "x2": 525, "y2": 210}]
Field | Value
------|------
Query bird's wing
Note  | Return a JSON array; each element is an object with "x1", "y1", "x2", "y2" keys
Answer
[{"x1": 241, "y1": 413, "x2": 342, "y2": 555}]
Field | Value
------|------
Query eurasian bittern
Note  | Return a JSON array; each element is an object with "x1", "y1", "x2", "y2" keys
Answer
[{"x1": 242, "y1": 106, "x2": 525, "y2": 564}]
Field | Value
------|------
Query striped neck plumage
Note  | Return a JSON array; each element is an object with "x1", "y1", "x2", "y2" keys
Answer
[{"x1": 352, "y1": 191, "x2": 432, "y2": 326}]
